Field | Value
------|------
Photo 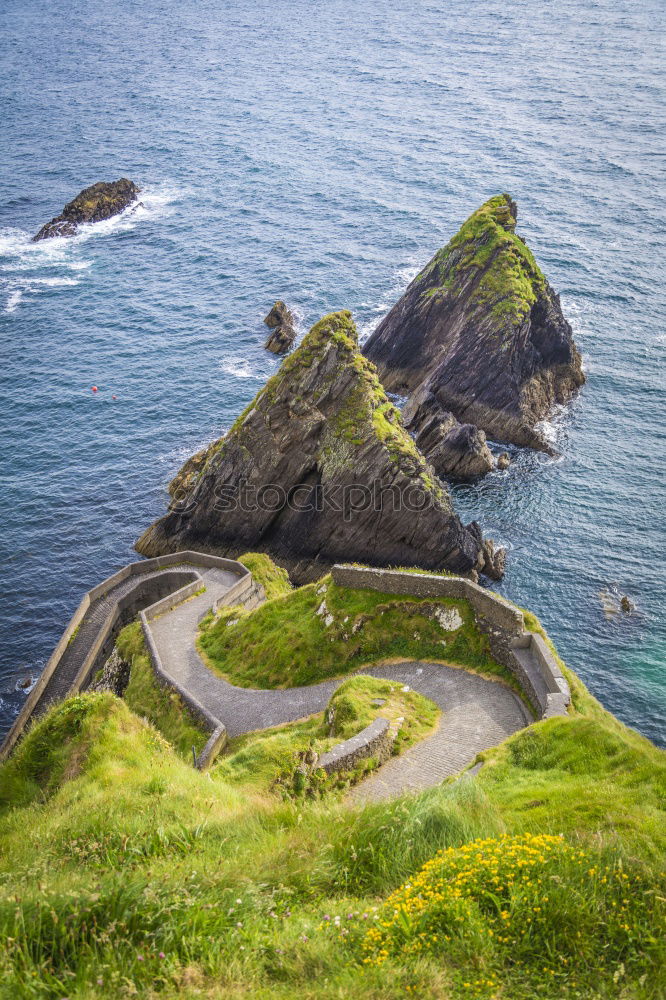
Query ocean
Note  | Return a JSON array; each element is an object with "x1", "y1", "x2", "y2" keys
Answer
[{"x1": 1, "y1": 0, "x2": 664, "y2": 746}]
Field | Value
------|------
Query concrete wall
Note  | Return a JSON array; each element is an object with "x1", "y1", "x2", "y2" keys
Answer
[
  {"x1": 75, "y1": 570, "x2": 200, "y2": 692},
  {"x1": 140, "y1": 608, "x2": 227, "y2": 769},
  {"x1": 331, "y1": 565, "x2": 570, "y2": 720}
]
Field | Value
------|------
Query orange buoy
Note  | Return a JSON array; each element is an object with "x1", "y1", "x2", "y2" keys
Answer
[
  {"x1": 112, "y1": 394, "x2": 117, "y2": 400},
  {"x1": 92, "y1": 385, "x2": 98, "y2": 392}
]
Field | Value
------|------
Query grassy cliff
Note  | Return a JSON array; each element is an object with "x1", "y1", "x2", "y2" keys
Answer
[{"x1": 0, "y1": 560, "x2": 663, "y2": 999}]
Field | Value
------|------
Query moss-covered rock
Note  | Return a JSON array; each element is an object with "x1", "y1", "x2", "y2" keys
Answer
[
  {"x1": 365, "y1": 194, "x2": 585, "y2": 456},
  {"x1": 137, "y1": 311, "x2": 503, "y2": 579}
]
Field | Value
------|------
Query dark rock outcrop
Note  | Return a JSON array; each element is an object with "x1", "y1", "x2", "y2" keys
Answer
[
  {"x1": 265, "y1": 326, "x2": 296, "y2": 354},
  {"x1": 364, "y1": 195, "x2": 585, "y2": 461},
  {"x1": 137, "y1": 311, "x2": 504, "y2": 580},
  {"x1": 264, "y1": 300, "x2": 296, "y2": 354},
  {"x1": 33, "y1": 178, "x2": 140, "y2": 241},
  {"x1": 402, "y1": 386, "x2": 494, "y2": 481}
]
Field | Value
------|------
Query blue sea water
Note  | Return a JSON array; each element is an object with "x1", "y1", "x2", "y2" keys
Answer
[{"x1": 0, "y1": 0, "x2": 664, "y2": 746}]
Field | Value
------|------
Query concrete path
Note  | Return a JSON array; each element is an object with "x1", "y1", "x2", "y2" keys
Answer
[
  {"x1": 149, "y1": 580, "x2": 530, "y2": 795},
  {"x1": 347, "y1": 663, "x2": 530, "y2": 804}
]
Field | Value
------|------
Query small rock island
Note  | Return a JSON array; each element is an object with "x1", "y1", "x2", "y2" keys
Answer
[
  {"x1": 364, "y1": 194, "x2": 585, "y2": 478},
  {"x1": 136, "y1": 310, "x2": 504, "y2": 580},
  {"x1": 33, "y1": 178, "x2": 140, "y2": 241},
  {"x1": 264, "y1": 300, "x2": 296, "y2": 354}
]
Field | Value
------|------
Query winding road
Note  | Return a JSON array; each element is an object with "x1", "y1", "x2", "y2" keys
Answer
[
  {"x1": 4, "y1": 556, "x2": 530, "y2": 800},
  {"x1": 147, "y1": 571, "x2": 529, "y2": 800}
]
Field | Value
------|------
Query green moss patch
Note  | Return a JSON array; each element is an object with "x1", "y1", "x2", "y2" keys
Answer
[{"x1": 417, "y1": 194, "x2": 547, "y2": 329}]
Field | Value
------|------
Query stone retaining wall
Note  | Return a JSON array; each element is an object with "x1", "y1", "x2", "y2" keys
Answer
[
  {"x1": 331, "y1": 565, "x2": 570, "y2": 719},
  {"x1": 318, "y1": 717, "x2": 394, "y2": 774},
  {"x1": 0, "y1": 552, "x2": 250, "y2": 764},
  {"x1": 140, "y1": 607, "x2": 227, "y2": 769},
  {"x1": 332, "y1": 565, "x2": 524, "y2": 632}
]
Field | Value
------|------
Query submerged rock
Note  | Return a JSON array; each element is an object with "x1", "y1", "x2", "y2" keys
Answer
[
  {"x1": 364, "y1": 194, "x2": 585, "y2": 463},
  {"x1": 264, "y1": 300, "x2": 296, "y2": 354},
  {"x1": 137, "y1": 310, "x2": 503, "y2": 580},
  {"x1": 497, "y1": 452, "x2": 511, "y2": 471},
  {"x1": 33, "y1": 178, "x2": 140, "y2": 241},
  {"x1": 599, "y1": 588, "x2": 637, "y2": 619}
]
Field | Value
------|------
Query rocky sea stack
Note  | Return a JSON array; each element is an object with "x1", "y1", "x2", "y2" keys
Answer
[
  {"x1": 364, "y1": 194, "x2": 585, "y2": 471},
  {"x1": 33, "y1": 178, "x2": 140, "y2": 241},
  {"x1": 136, "y1": 311, "x2": 503, "y2": 580},
  {"x1": 264, "y1": 300, "x2": 296, "y2": 354}
]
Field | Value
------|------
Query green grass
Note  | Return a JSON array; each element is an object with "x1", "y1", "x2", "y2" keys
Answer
[
  {"x1": 0, "y1": 675, "x2": 663, "y2": 998},
  {"x1": 360, "y1": 831, "x2": 663, "y2": 998},
  {"x1": 237, "y1": 552, "x2": 293, "y2": 601},
  {"x1": 118, "y1": 622, "x2": 208, "y2": 761},
  {"x1": 197, "y1": 574, "x2": 521, "y2": 697},
  {"x1": 214, "y1": 675, "x2": 438, "y2": 796},
  {"x1": 0, "y1": 581, "x2": 664, "y2": 998}
]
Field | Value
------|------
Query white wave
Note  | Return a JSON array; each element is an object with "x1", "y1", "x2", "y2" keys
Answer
[
  {"x1": 28, "y1": 276, "x2": 80, "y2": 287},
  {"x1": 14, "y1": 675, "x2": 36, "y2": 695},
  {"x1": 4, "y1": 289, "x2": 22, "y2": 313},
  {"x1": 395, "y1": 264, "x2": 420, "y2": 286},
  {"x1": 358, "y1": 316, "x2": 382, "y2": 344},
  {"x1": 219, "y1": 357, "x2": 266, "y2": 379},
  {"x1": 535, "y1": 402, "x2": 569, "y2": 449},
  {"x1": 0, "y1": 183, "x2": 183, "y2": 313}
]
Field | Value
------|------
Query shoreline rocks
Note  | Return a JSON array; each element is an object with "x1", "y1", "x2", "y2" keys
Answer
[
  {"x1": 264, "y1": 300, "x2": 296, "y2": 354},
  {"x1": 364, "y1": 194, "x2": 585, "y2": 471},
  {"x1": 33, "y1": 178, "x2": 140, "y2": 241},
  {"x1": 137, "y1": 310, "x2": 505, "y2": 581}
]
